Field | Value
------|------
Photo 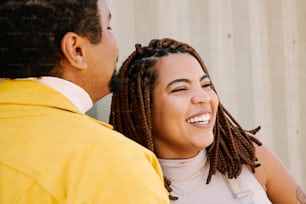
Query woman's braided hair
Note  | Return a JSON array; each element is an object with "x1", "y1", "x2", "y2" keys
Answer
[{"x1": 110, "y1": 38, "x2": 262, "y2": 200}]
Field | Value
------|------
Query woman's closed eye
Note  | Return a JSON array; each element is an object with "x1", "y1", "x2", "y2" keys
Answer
[
  {"x1": 171, "y1": 82, "x2": 212, "y2": 93},
  {"x1": 171, "y1": 86, "x2": 188, "y2": 93},
  {"x1": 202, "y1": 82, "x2": 212, "y2": 89}
]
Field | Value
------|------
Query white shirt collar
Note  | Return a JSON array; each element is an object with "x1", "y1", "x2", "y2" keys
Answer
[{"x1": 19, "y1": 76, "x2": 93, "y2": 113}]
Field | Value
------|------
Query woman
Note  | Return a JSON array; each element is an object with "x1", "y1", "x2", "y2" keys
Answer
[{"x1": 110, "y1": 38, "x2": 305, "y2": 203}]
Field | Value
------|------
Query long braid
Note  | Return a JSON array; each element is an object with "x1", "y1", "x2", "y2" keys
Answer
[
  {"x1": 207, "y1": 113, "x2": 220, "y2": 182},
  {"x1": 110, "y1": 38, "x2": 262, "y2": 200}
]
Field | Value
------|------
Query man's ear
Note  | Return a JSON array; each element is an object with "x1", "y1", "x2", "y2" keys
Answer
[{"x1": 61, "y1": 32, "x2": 88, "y2": 69}]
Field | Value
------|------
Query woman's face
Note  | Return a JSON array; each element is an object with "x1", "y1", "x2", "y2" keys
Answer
[{"x1": 151, "y1": 53, "x2": 219, "y2": 159}]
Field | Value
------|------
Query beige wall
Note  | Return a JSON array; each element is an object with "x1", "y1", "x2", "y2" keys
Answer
[{"x1": 89, "y1": 0, "x2": 306, "y2": 189}]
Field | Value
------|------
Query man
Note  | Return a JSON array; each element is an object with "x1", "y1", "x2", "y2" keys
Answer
[{"x1": 0, "y1": 0, "x2": 169, "y2": 203}]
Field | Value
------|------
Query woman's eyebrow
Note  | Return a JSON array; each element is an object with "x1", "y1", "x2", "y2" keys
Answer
[
  {"x1": 166, "y1": 74, "x2": 209, "y2": 88},
  {"x1": 200, "y1": 74, "x2": 209, "y2": 81},
  {"x1": 166, "y1": 78, "x2": 190, "y2": 88}
]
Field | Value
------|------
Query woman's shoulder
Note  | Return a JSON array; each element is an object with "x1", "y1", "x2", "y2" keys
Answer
[{"x1": 253, "y1": 144, "x2": 304, "y2": 203}]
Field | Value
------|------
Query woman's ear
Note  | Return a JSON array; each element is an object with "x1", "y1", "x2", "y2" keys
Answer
[{"x1": 61, "y1": 32, "x2": 88, "y2": 69}]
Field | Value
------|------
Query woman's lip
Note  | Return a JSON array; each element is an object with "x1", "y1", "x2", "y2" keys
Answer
[
  {"x1": 186, "y1": 111, "x2": 211, "y2": 119},
  {"x1": 186, "y1": 113, "x2": 211, "y2": 123},
  {"x1": 187, "y1": 119, "x2": 212, "y2": 129}
]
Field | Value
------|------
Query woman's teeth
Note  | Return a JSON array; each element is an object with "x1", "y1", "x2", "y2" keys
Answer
[{"x1": 186, "y1": 113, "x2": 210, "y2": 124}]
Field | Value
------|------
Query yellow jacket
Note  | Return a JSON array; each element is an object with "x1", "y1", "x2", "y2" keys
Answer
[{"x1": 0, "y1": 79, "x2": 169, "y2": 204}]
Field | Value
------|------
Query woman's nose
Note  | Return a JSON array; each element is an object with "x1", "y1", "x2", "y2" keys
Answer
[{"x1": 191, "y1": 90, "x2": 211, "y2": 104}]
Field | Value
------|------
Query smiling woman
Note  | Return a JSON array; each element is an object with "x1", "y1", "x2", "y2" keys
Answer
[
  {"x1": 150, "y1": 53, "x2": 219, "y2": 159},
  {"x1": 110, "y1": 38, "x2": 305, "y2": 204}
]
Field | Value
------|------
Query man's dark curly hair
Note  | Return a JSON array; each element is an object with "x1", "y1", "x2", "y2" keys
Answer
[{"x1": 0, "y1": 0, "x2": 102, "y2": 78}]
